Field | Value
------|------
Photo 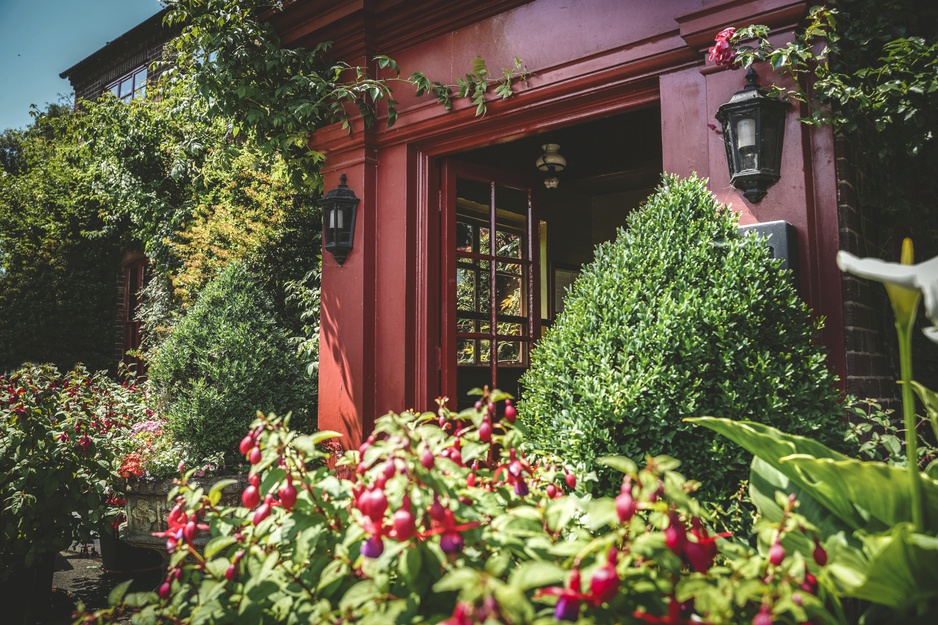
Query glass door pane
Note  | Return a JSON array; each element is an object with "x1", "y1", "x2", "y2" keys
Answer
[{"x1": 447, "y1": 163, "x2": 539, "y2": 408}]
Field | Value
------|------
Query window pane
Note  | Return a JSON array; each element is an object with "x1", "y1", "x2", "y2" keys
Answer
[
  {"x1": 496, "y1": 340, "x2": 525, "y2": 365},
  {"x1": 457, "y1": 338, "x2": 476, "y2": 364},
  {"x1": 496, "y1": 262, "x2": 525, "y2": 317},
  {"x1": 479, "y1": 339, "x2": 491, "y2": 364},
  {"x1": 495, "y1": 185, "x2": 527, "y2": 259},
  {"x1": 120, "y1": 77, "x2": 134, "y2": 98},
  {"x1": 455, "y1": 266, "x2": 477, "y2": 313},
  {"x1": 496, "y1": 322, "x2": 525, "y2": 337},
  {"x1": 495, "y1": 229, "x2": 522, "y2": 259}
]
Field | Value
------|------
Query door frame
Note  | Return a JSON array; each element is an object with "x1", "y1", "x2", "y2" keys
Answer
[{"x1": 439, "y1": 159, "x2": 542, "y2": 405}]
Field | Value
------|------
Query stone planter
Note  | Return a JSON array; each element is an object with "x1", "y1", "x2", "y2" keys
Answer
[
  {"x1": 120, "y1": 475, "x2": 247, "y2": 556},
  {"x1": 99, "y1": 523, "x2": 162, "y2": 574}
]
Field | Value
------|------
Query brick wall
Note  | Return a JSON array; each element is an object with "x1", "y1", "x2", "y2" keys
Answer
[{"x1": 836, "y1": 134, "x2": 901, "y2": 409}]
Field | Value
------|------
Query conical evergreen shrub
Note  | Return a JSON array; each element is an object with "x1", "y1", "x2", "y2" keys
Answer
[{"x1": 520, "y1": 174, "x2": 842, "y2": 505}]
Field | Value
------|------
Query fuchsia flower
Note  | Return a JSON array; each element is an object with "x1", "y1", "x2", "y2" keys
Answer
[
  {"x1": 153, "y1": 502, "x2": 208, "y2": 552},
  {"x1": 708, "y1": 27, "x2": 739, "y2": 68},
  {"x1": 536, "y1": 567, "x2": 588, "y2": 622}
]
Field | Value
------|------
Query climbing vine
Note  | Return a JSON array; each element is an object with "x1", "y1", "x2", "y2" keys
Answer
[
  {"x1": 164, "y1": 0, "x2": 528, "y2": 188},
  {"x1": 717, "y1": 0, "x2": 938, "y2": 254}
]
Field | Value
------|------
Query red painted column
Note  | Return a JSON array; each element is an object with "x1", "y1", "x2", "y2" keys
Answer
[{"x1": 318, "y1": 148, "x2": 377, "y2": 452}]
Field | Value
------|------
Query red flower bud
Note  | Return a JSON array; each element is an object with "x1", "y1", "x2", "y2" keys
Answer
[
  {"x1": 565, "y1": 472, "x2": 577, "y2": 489},
  {"x1": 421, "y1": 448, "x2": 435, "y2": 469},
  {"x1": 252, "y1": 502, "x2": 271, "y2": 526},
  {"x1": 392, "y1": 508, "x2": 417, "y2": 541},
  {"x1": 359, "y1": 487, "x2": 388, "y2": 523},
  {"x1": 812, "y1": 538, "x2": 828, "y2": 566},
  {"x1": 248, "y1": 446, "x2": 262, "y2": 465},
  {"x1": 589, "y1": 562, "x2": 620, "y2": 605},
  {"x1": 504, "y1": 400, "x2": 517, "y2": 423},
  {"x1": 242, "y1": 485, "x2": 260, "y2": 509},
  {"x1": 664, "y1": 515, "x2": 686, "y2": 555},
  {"x1": 183, "y1": 521, "x2": 198, "y2": 543},
  {"x1": 546, "y1": 483, "x2": 558, "y2": 498},
  {"x1": 769, "y1": 540, "x2": 785, "y2": 567},
  {"x1": 279, "y1": 481, "x2": 297, "y2": 511},
  {"x1": 615, "y1": 491, "x2": 636, "y2": 523},
  {"x1": 479, "y1": 419, "x2": 492, "y2": 443},
  {"x1": 239, "y1": 434, "x2": 254, "y2": 456},
  {"x1": 752, "y1": 603, "x2": 773, "y2": 625},
  {"x1": 225, "y1": 564, "x2": 237, "y2": 581},
  {"x1": 159, "y1": 582, "x2": 171, "y2": 600}
]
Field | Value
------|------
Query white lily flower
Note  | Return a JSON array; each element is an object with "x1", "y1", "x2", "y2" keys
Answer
[{"x1": 837, "y1": 249, "x2": 938, "y2": 342}]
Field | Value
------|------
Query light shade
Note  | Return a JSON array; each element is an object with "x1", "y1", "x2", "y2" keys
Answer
[
  {"x1": 322, "y1": 174, "x2": 360, "y2": 265},
  {"x1": 535, "y1": 143, "x2": 566, "y2": 188},
  {"x1": 715, "y1": 69, "x2": 789, "y2": 203}
]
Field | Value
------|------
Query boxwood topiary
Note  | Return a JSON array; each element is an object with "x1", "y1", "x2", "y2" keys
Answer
[
  {"x1": 147, "y1": 261, "x2": 315, "y2": 466},
  {"x1": 519, "y1": 174, "x2": 842, "y2": 506}
]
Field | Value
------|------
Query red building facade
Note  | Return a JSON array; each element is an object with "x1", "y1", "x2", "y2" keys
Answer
[{"x1": 269, "y1": 0, "x2": 858, "y2": 449}]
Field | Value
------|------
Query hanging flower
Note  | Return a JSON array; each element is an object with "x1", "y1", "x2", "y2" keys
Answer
[{"x1": 708, "y1": 27, "x2": 739, "y2": 68}]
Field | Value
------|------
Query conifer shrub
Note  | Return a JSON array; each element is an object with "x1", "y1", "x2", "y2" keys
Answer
[
  {"x1": 147, "y1": 262, "x2": 315, "y2": 466},
  {"x1": 519, "y1": 174, "x2": 842, "y2": 505}
]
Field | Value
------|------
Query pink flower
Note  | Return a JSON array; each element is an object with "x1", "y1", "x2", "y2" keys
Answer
[{"x1": 708, "y1": 27, "x2": 739, "y2": 68}]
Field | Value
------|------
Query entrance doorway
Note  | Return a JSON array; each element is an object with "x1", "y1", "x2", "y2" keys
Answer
[
  {"x1": 441, "y1": 161, "x2": 540, "y2": 407},
  {"x1": 439, "y1": 106, "x2": 663, "y2": 408}
]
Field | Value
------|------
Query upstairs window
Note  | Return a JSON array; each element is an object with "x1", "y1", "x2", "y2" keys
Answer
[{"x1": 108, "y1": 66, "x2": 148, "y2": 102}]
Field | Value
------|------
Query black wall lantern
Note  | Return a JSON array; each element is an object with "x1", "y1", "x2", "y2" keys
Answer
[
  {"x1": 715, "y1": 68, "x2": 789, "y2": 203},
  {"x1": 323, "y1": 174, "x2": 360, "y2": 265}
]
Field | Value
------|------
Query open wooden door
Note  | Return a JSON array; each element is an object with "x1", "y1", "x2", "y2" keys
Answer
[{"x1": 441, "y1": 160, "x2": 541, "y2": 409}]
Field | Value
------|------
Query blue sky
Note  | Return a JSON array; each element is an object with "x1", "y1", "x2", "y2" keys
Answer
[{"x1": 0, "y1": 0, "x2": 163, "y2": 132}]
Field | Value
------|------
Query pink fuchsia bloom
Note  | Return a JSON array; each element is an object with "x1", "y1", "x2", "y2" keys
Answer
[
  {"x1": 683, "y1": 517, "x2": 732, "y2": 573},
  {"x1": 536, "y1": 567, "x2": 589, "y2": 622},
  {"x1": 708, "y1": 27, "x2": 739, "y2": 68}
]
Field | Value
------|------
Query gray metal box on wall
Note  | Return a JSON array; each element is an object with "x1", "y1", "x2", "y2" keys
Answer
[{"x1": 738, "y1": 220, "x2": 798, "y2": 279}]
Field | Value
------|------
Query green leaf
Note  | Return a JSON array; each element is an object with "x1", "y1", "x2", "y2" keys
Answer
[
  {"x1": 544, "y1": 495, "x2": 578, "y2": 533},
  {"x1": 782, "y1": 455, "x2": 938, "y2": 532},
  {"x1": 749, "y1": 456, "x2": 851, "y2": 540},
  {"x1": 911, "y1": 381, "x2": 938, "y2": 441},
  {"x1": 835, "y1": 523, "x2": 938, "y2": 609},
  {"x1": 689, "y1": 417, "x2": 865, "y2": 529},
  {"x1": 508, "y1": 560, "x2": 567, "y2": 591},
  {"x1": 204, "y1": 535, "x2": 237, "y2": 559},
  {"x1": 598, "y1": 455, "x2": 637, "y2": 475},
  {"x1": 434, "y1": 568, "x2": 481, "y2": 592},
  {"x1": 339, "y1": 580, "x2": 377, "y2": 610},
  {"x1": 108, "y1": 579, "x2": 134, "y2": 606},
  {"x1": 208, "y1": 479, "x2": 238, "y2": 505}
]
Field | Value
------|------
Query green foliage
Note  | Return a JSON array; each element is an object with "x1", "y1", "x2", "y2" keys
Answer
[
  {"x1": 693, "y1": 416, "x2": 938, "y2": 617},
  {"x1": 691, "y1": 244, "x2": 938, "y2": 619},
  {"x1": 730, "y1": 0, "x2": 938, "y2": 255},
  {"x1": 519, "y1": 174, "x2": 842, "y2": 507},
  {"x1": 844, "y1": 398, "x2": 938, "y2": 472},
  {"x1": 1, "y1": 365, "x2": 122, "y2": 567},
  {"x1": 79, "y1": 393, "x2": 842, "y2": 624},
  {"x1": 147, "y1": 262, "x2": 315, "y2": 466},
  {"x1": 163, "y1": 0, "x2": 528, "y2": 186},
  {"x1": 0, "y1": 105, "x2": 123, "y2": 373}
]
